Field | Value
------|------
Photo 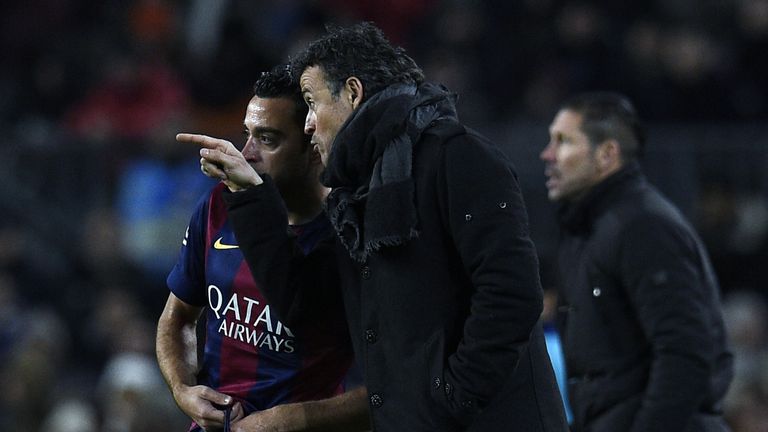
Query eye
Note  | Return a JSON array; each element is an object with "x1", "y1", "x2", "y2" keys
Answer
[
  {"x1": 259, "y1": 133, "x2": 277, "y2": 148},
  {"x1": 303, "y1": 95, "x2": 315, "y2": 109}
]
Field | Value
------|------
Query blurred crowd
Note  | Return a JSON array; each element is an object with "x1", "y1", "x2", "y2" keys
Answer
[{"x1": 1, "y1": 0, "x2": 767, "y2": 430}]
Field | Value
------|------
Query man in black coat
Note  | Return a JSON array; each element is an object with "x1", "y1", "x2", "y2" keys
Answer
[
  {"x1": 541, "y1": 92, "x2": 733, "y2": 432},
  {"x1": 197, "y1": 22, "x2": 567, "y2": 432}
]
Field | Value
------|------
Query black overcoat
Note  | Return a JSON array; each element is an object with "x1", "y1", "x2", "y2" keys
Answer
[{"x1": 555, "y1": 163, "x2": 733, "y2": 432}]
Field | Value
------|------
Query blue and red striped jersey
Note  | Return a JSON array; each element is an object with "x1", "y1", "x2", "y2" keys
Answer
[{"x1": 167, "y1": 183, "x2": 354, "y2": 414}]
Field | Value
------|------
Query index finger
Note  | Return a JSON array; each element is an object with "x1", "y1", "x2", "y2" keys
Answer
[{"x1": 176, "y1": 133, "x2": 229, "y2": 150}]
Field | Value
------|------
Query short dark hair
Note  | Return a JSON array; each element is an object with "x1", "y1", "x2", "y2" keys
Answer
[
  {"x1": 290, "y1": 22, "x2": 425, "y2": 100},
  {"x1": 560, "y1": 92, "x2": 646, "y2": 161},
  {"x1": 253, "y1": 64, "x2": 308, "y2": 129}
]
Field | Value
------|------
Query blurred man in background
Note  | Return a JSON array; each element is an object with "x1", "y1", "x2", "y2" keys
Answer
[
  {"x1": 156, "y1": 65, "x2": 368, "y2": 432},
  {"x1": 541, "y1": 91, "x2": 733, "y2": 431}
]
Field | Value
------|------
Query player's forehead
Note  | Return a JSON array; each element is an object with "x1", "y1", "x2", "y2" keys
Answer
[{"x1": 244, "y1": 96, "x2": 295, "y2": 129}]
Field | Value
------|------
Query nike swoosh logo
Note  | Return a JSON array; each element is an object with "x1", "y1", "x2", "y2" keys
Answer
[{"x1": 213, "y1": 237, "x2": 239, "y2": 250}]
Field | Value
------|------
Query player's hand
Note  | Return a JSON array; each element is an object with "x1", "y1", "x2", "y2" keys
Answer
[
  {"x1": 231, "y1": 403, "x2": 306, "y2": 432},
  {"x1": 173, "y1": 384, "x2": 244, "y2": 431},
  {"x1": 177, "y1": 133, "x2": 264, "y2": 192}
]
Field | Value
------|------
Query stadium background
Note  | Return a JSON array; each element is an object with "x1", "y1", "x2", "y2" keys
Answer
[{"x1": 1, "y1": 0, "x2": 766, "y2": 430}]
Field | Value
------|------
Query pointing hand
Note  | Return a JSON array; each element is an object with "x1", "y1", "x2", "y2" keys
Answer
[{"x1": 177, "y1": 133, "x2": 264, "y2": 192}]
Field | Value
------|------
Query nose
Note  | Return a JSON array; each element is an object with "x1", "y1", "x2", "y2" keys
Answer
[
  {"x1": 304, "y1": 111, "x2": 316, "y2": 136},
  {"x1": 540, "y1": 141, "x2": 556, "y2": 162},
  {"x1": 242, "y1": 137, "x2": 260, "y2": 162}
]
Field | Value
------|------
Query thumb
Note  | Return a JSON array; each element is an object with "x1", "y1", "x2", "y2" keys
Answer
[{"x1": 230, "y1": 402, "x2": 245, "y2": 421}]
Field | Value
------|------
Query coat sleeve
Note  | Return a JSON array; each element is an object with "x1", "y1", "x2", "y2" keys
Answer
[
  {"x1": 223, "y1": 176, "x2": 340, "y2": 327},
  {"x1": 437, "y1": 133, "x2": 544, "y2": 422},
  {"x1": 618, "y1": 215, "x2": 715, "y2": 432}
]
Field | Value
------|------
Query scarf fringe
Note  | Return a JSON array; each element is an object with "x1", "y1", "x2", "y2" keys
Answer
[{"x1": 348, "y1": 228, "x2": 421, "y2": 263}]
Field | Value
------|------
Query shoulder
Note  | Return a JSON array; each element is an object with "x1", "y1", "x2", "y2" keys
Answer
[
  {"x1": 202, "y1": 183, "x2": 229, "y2": 223},
  {"x1": 207, "y1": 182, "x2": 227, "y2": 198},
  {"x1": 423, "y1": 121, "x2": 515, "y2": 172},
  {"x1": 601, "y1": 186, "x2": 698, "y2": 258},
  {"x1": 426, "y1": 121, "x2": 501, "y2": 151},
  {"x1": 616, "y1": 184, "x2": 689, "y2": 233}
]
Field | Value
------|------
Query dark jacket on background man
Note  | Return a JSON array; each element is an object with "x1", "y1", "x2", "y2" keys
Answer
[
  {"x1": 226, "y1": 83, "x2": 568, "y2": 431},
  {"x1": 555, "y1": 162, "x2": 733, "y2": 432}
]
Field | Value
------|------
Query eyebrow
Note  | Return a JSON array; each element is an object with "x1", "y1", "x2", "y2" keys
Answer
[
  {"x1": 549, "y1": 131, "x2": 565, "y2": 141},
  {"x1": 251, "y1": 126, "x2": 284, "y2": 136}
]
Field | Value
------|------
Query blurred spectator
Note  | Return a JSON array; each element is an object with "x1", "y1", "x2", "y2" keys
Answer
[
  {"x1": 0, "y1": 272, "x2": 22, "y2": 366},
  {"x1": 696, "y1": 181, "x2": 768, "y2": 295},
  {"x1": 98, "y1": 352, "x2": 188, "y2": 432},
  {"x1": 722, "y1": 291, "x2": 768, "y2": 431},
  {"x1": 114, "y1": 135, "x2": 216, "y2": 279},
  {"x1": 63, "y1": 51, "x2": 189, "y2": 145},
  {"x1": 40, "y1": 398, "x2": 99, "y2": 432},
  {"x1": 79, "y1": 286, "x2": 151, "y2": 368},
  {"x1": 0, "y1": 308, "x2": 71, "y2": 431}
]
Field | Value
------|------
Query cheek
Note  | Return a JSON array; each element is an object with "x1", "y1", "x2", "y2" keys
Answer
[
  {"x1": 315, "y1": 110, "x2": 330, "y2": 132},
  {"x1": 558, "y1": 149, "x2": 585, "y2": 171},
  {"x1": 559, "y1": 153, "x2": 578, "y2": 171},
  {"x1": 319, "y1": 107, "x2": 344, "y2": 133}
]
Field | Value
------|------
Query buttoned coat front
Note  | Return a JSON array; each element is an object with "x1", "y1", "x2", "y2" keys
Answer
[{"x1": 334, "y1": 122, "x2": 567, "y2": 431}]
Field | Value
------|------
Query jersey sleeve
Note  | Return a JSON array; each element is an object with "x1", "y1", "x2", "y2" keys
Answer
[{"x1": 166, "y1": 189, "x2": 212, "y2": 306}]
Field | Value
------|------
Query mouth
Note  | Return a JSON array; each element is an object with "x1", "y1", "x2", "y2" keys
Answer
[
  {"x1": 545, "y1": 178, "x2": 558, "y2": 191},
  {"x1": 544, "y1": 168, "x2": 559, "y2": 189}
]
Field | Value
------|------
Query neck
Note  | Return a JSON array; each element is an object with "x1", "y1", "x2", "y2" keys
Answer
[
  {"x1": 282, "y1": 180, "x2": 328, "y2": 225},
  {"x1": 597, "y1": 161, "x2": 623, "y2": 183}
]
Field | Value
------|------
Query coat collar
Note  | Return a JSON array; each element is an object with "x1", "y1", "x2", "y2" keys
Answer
[{"x1": 557, "y1": 161, "x2": 645, "y2": 233}]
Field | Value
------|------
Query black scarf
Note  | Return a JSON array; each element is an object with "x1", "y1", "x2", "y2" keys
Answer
[{"x1": 321, "y1": 82, "x2": 459, "y2": 262}]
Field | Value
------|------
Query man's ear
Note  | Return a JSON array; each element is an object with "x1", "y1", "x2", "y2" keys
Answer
[
  {"x1": 344, "y1": 77, "x2": 364, "y2": 109},
  {"x1": 596, "y1": 139, "x2": 622, "y2": 173}
]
